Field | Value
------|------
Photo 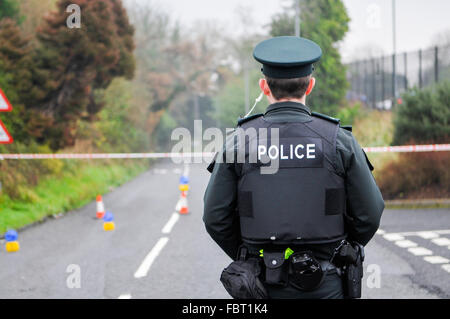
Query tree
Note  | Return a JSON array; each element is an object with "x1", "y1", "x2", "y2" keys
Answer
[
  {"x1": 269, "y1": 0, "x2": 350, "y2": 115},
  {"x1": 0, "y1": 0, "x2": 21, "y2": 22},
  {"x1": 213, "y1": 69, "x2": 269, "y2": 129},
  {"x1": 393, "y1": 81, "x2": 450, "y2": 145},
  {"x1": 0, "y1": 18, "x2": 35, "y2": 143},
  {"x1": 18, "y1": 0, "x2": 57, "y2": 37},
  {"x1": 30, "y1": 0, "x2": 135, "y2": 150}
]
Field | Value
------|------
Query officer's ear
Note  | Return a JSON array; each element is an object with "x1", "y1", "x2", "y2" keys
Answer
[
  {"x1": 305, "y1": 77, "x2": 316, "y2": 96},
  {"x1": 259, "y1": 78, "x2": 271, "y2": 96}
]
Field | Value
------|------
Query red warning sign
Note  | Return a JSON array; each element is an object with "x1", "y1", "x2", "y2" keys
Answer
[{"x1": 0, "y1": 88, "x2": 13, "y2": 144}]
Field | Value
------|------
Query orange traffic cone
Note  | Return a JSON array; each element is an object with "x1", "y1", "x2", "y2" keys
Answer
[
  {"x1": 96, "y1": 195, "x2": 105, "y2": 219},
  {"x1": 179, "y1": 191, "x2": 189, "y2": 215}
]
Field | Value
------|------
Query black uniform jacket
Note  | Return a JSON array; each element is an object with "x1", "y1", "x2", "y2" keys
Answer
[{"x1": 203, "y1": 101, "x2": 385, "y2": 260}]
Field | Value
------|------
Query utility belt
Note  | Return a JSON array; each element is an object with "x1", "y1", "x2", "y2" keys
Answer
[
  {"x1": 256, "y1": 248, "x2": 338, "y2": 292},
  {"x1": 220, "y1": 241, "x2": 364, "y2": 299}
]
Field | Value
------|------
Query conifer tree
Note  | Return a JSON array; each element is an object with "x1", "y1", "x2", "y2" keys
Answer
[{"x1": 32, "y1": 0, "x2": 135, "y2": 149}]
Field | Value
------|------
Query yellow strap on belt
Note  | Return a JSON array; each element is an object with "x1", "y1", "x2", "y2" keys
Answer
[{"x1": 259, "y1": 247, "x2": 294, "y2": 259}]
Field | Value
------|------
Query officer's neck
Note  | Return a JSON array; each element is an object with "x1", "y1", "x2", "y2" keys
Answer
[{"x1": 269, "y1": 96, "x2": 306, "y2": 105}]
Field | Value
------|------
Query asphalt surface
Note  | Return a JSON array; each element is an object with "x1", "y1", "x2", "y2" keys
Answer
[{"x1": 0, "y1": 160, "x2": 448, "y2": 299}]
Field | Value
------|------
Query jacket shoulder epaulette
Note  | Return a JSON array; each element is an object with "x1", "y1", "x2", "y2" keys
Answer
[
  {"x1": 340, "y1": 125, "x2": 352, "y2": 132},
  {"x1": 237, "y1": 113, "x2": 264, "y2": 126},
  {"x1": 311, "y1": 111, "x2": 340, "y2": 124}
]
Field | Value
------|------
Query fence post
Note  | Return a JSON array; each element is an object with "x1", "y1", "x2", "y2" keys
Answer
[
  {"x1": 392, "y1": 53, "x2": 396, "y2": 104},
  {"x1": 381, "y1": 56, "x2": 385, "y2": 102},
  {"x1": 356, "y1": 62, "x2": 360, "y2": 95},
  {"x1": 434, "y1": 46, "x2": 439, "y2": 83},
  {"x1": 418, "y1": 49, "x2": 423, "y2": 89},
  {"x1": 404, "y1": 52, "x2": 408, "y2": 90},
  {"x1": 364, "y1": 60, "x2": 368, "y2": 105},
  {"x1": 371, "y1": 59, "x2": 375, "y2": 108}
]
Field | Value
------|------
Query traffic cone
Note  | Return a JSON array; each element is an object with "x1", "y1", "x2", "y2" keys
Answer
[
  {"x1": 96, "y1": 195, "x2": 105, "y2": 219},
  {"x1": 5, "y1": 230, "x2": 20, "y2": 253},
  {"x1": 179, "y1": 191, "x2": 189, "y2": 215},
  {"x1": 103, "y1": 211, "x2": 115, "y2": 231},
  {"x1": 179, "y1": 176, "x2": 189, "y2": 192}
]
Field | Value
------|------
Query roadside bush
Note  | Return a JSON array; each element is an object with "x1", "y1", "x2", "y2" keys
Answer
[
  {"x1": 377, "y1": 152, "x2": 450, "y2": 200},
  {"x1": 336, "y1": 102, "x2": 362, "y2": 126},
  {"x1": 393, "y1": 81, "x2": 450, "y2": 145},
  {"x1": 377, "y1": 81, "x2": 450, "y2": 200}
]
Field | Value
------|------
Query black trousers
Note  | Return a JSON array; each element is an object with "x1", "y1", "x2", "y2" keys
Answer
[{"x1": 263, "y1": 273, "x2": 344, "y2": 299}]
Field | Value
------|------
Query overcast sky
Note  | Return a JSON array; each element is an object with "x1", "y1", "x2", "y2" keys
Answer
[{"x1": 134, "y1": 0, "x2": 450, "y2": 62}]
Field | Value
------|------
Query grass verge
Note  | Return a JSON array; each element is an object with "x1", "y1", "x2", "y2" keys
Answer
[{"x1": 0, "y1": 160, "x2": 149, "y2": 235}]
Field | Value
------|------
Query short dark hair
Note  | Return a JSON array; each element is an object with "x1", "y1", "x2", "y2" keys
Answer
[{"x1": 266, "y1": 76, "x2": 311, "y2": 100}]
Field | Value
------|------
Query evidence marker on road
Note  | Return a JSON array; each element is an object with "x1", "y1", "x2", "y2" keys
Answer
[
  {"x1": 179, "y1": 175, "x2": 189, "y2": 192},
  {"x1": 176, "y1": 173, "x2": 190, "y2": 215},
  {"x1": 103, "y1": 212, "x2": 115, "y2": 231},
  {"x1": 4, "y1": 230, "x2": 20, "y2": 253}
]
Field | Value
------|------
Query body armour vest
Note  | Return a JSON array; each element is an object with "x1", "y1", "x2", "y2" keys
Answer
[{"x1": 235, "y1": 113, "x2": 346, "y2": 245}]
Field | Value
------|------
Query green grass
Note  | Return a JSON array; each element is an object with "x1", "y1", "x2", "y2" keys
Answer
[
  {"x1": 352, "y1": 109, "x2": 397, "y2": 177},
  {"x1": 0, "y1": 161, "x2": 148, "y2": 235}
]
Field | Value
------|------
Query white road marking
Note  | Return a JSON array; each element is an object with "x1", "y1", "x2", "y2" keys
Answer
[
  {"x1": 175, "y1": 198, "x2": 181, "y2": 211},
  {"x1": 408, "y1": 247, "x2": 433, "y2": 256},
  {"x1": 383, "y1": 233, "x2": 405, "y2": 241},
  {"x1": 173, "y1": 168, "x2": 182, "y2": 174},
  {"x1": 162, "y1": 213, "x2": 180, "y2": 234},
  {"x1": 416, "y1": 231, "x2": 439, "y2": 239},
  {"x1": 376, "y1": 229, "x2": 385, "y2": 235},
  {"x1": 396, "y1": 229, "x2": 450, "y2": 236},
  {"x1": 134, "y1": 237, "x2": 169, "y2": 279},
  {"x1": 423, "y1": 256, "x2": 449, "y2": 264},
  {"x1": 395, "y1": 240, "x2": 418, "y2": 248},
  {"x1": 118, "y1": 294, "x2": 131, "y2": 299},
  {"x1": 183, "y1": 163, "x2": 190, "y2": 177},
  {"x1": 442, "y1": 264, "x2": 450, "y2": 273},
  {"x1": 153, "y1": 169, "x2": 168, "y2": 174},
  {"x1": 431, "y1": 237, "x2": 450, "y2": 247}
]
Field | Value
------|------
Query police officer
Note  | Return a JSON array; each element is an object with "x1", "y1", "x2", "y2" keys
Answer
[{"x1": 203, "y1": 36, "x2": 384, "y2": 299}]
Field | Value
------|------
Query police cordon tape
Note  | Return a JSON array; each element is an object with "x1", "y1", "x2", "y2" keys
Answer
[
  {"x1": 363, "y1": 144, "x2": 450, "y2": 153},
  {"x1": 0, "y1": 144, "x2": 449, "y2": 160}
]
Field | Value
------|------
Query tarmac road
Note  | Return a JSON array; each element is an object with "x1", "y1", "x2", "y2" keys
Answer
[{"x1": 0, "y1": 160, "x2": 448, "y2": 299}]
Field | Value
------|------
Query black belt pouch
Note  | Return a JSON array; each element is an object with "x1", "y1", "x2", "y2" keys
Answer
[{"x1": 262, "y1": 251, "x2": 288, "y2": 286}]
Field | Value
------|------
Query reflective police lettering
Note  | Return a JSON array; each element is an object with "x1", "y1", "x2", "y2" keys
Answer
[
  {"x1": 307, "y1": 143, "x2": 315, "y2": 159},
  {"x1": 254, "y1": 137, "x2": 323, "y2": 168},
  {"x1": 259, "y1": 143, "x2": 315, "y2": 160}
]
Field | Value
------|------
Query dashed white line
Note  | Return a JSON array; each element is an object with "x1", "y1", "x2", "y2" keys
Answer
[
  {"x1": 408, "y1": 247, "x2": 433, "y2": 256},
  {"x1": 396, "y1": 229, "x2": 450, "y2": 236},
  {"x1": 383, "y1": 233, "x2": 405, "y2": 241},
  {"x1": 423, "y1": 256, "x2": 449, "y2": 264},
  {"x1": 183, "y1": 163, "x2": 190, "y2": 177},
  {"x1": 134, "y1": 237, "x2": 169, "y2": 279},
  {"x1": 162, "y1": 213, "x2": 180, "y2": 234},
  {"x1": 416, "y1": 231, "x2": 439, "y2": 239},
  {"x1": 442, "y1": 264, "x2": 450, "y2": 273},
  {"x1": 431, "y1": 237, "x2": 450, "y2": 247},
  {"x1": 118, "y1": 294, "x2": 132, "y2": 299},
  {"x1": 376, "y1": 229, "x2": 385, "y2": 235},
  {"x1": 395, "y1": 240, "x2": 418, "y2": 248}
]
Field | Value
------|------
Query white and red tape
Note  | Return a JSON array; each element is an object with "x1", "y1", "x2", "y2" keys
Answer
[{"x1": 0, "y1": 144, "x2": 449, "y2": 160}]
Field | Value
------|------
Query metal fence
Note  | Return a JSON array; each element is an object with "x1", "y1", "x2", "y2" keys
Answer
[{"x1": 346, "y1": 44, "x2": 450, "y2": 109}]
